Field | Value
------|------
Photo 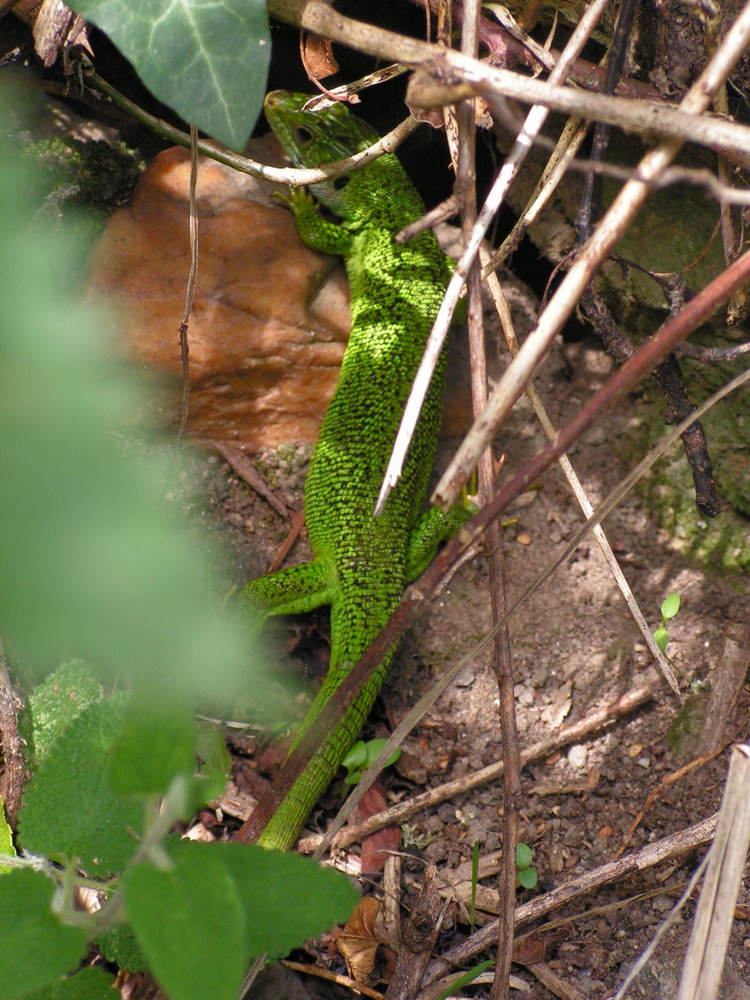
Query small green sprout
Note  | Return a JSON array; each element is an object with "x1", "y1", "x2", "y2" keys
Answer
[
  {"x1": 470, "y1": 840, "x2": 479, "y2": 932},
  {"x1": 341, "y1": 738, "x2": 401, "y2": 786},
  {"x1": 653, "y1": 591, "x2": 681, "y2": 653},
  {"x1": 516, "y1": 842, "x2": 538, "y2": 890}
]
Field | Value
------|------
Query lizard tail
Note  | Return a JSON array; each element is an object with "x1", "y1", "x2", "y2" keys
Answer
[{"x1": 257, "y1": 653, "x2": 393, "y2": 851}]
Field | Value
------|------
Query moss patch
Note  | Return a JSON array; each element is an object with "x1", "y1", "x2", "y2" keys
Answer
[
  {"x1": 630, "y1": 359, "x2": 750, "y2": 573},
  {"x1": 26, "y1": 135, "x2": 144, "y2": 224}
]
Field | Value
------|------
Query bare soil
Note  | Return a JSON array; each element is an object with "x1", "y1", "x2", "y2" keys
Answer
[{"x1": 190, "y1": 283, "x2": 750, "y2": 999}]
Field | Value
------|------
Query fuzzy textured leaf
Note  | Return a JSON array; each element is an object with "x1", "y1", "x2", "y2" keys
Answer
[
  {"x1": 123, "y1": 845, "x2": 246, "y2": 1000},
  {"x1": 19, "y1": 966, "x2": 117, "y2": 999},
  {"x1": 214, "y1": 841, "x2": 359, "y2": 958},
  {"x1": 108, "y1": 694, "x2": 197, "y2": 797},
  {"x1": 18, "y1": 697, "x2": 142, "y2": 873},
  {"x1": 0, "y1": 869, "x2": 87, "y2": 999},
  {"x1": 18, "y1": 661, "x2": 103, "y2": 769},
  {"x1": 68, "y1": 0, "x2": 270, "y2": 149},
  {"x1": 96, "y1": 922, "x2": 148, "y2": 974}
]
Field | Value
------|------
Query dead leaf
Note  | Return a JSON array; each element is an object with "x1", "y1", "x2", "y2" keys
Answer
[
  {"x1": 337, "y1": 896, "x2": 383, "y2": 984},
  {"x1": 540, "y1": 679, "x2": 572, "y2": 728},
  {"x1": 301, "y1": 33, "x2": 339, "y2": 81},
  {"x1": 354, "y1": 783, "x2": 400, "y2": 875},
  {"x1": 513, "y1": 927, "x2": 564, "y2": 964}
]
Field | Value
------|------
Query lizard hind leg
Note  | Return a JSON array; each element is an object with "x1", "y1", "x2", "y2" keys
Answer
[{"x1": 405, "y1": 502, "x2": 477, "y2": 583}]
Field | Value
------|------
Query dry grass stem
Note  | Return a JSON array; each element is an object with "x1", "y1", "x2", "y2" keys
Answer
[
  {"x1": 677, "y1": 745, "x2": 750, "y2": 1000},
  {"x1": 479, "y1": 247, "x2": 677, "y2": 687}
]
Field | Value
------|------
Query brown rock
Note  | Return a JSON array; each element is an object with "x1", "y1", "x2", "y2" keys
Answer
[{"x1": 84, "y1": 141, "x2": 350, "y2": 450}]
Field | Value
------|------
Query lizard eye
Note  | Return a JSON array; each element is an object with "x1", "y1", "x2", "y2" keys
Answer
[
  {"x1": 333, "y1": 175, "x2": 350, "y2": 190},
  {"x1": 294, "y1": 126, "x2": 314, "y2": 144}
]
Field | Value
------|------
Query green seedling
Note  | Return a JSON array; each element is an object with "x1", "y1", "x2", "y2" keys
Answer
[
  {"x1": 516, "y1": 842, "x2": 538, "y2": 890},
  {"x1": 470, "y1": 840, "x2": 479, "y2": 932},
  {"x1": 342, "y1": 739, "x2": 401, "y2": 786},
  {"x1": 653, "y1": 591, "x2": 681, "y2": 653}
]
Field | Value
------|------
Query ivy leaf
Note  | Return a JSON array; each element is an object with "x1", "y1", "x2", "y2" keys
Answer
[{"x1": 68, "y1": 0, "x2": 270, "y2": 149}]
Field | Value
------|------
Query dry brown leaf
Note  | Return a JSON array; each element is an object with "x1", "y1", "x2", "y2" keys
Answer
[
  {"x1": 337, "y1": 896, "x2": 384, "y2": 984},
  {"x1": 301, "y1": 33, "x2": 339, "y2": 81},
  {"x1": 355, "y1": 783, "x2": 400, "y2": 875}
]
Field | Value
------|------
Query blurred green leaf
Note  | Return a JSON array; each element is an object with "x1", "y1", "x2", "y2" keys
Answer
[
  {"x1": 0, "y1": 82, "x2": 265, "y2": 713},
  {"x1": 108, "y1": 694, "x2": 197, "y2": 798},
  {"x1": 194, "y1": 721, "x2": 232, "y2": 802}
]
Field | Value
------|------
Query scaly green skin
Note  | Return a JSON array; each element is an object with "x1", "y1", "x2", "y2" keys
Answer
[{"x1": 239, "y1": 92, "x2": 467, "y2": 851}]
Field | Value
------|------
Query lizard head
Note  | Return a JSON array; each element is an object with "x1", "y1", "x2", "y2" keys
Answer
[{"x1": 264, "y1": 90, "x2": 380, "y2": 166}]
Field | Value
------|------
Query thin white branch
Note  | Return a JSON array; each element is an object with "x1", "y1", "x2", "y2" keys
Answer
[
  {"x1": 375, "y1": 0, "x2": 612, "y2": 514},
  {"x1": 677, "y1": 744, "x2": 750, "y2": 1000}
]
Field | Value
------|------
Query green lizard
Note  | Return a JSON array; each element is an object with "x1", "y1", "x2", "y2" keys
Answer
[{"x1": 239, "y1": 91, "x2": 469, "y2": 852}]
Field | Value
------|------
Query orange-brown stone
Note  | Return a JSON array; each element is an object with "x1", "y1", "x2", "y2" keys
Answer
[{"x1": 84, "y1": 142, "x2": 350, "y2": 450}]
